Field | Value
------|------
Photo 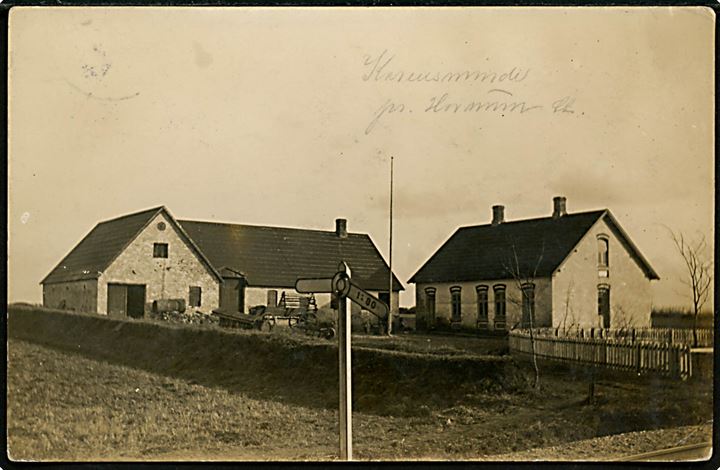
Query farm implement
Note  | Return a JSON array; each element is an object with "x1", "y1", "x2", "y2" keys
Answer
[
  {"x1": 213, "y1": 293, "x2": 336, "y2": 339},
  {"x1": 213, "y1": 307, "x2": 277, "y2": 332}
]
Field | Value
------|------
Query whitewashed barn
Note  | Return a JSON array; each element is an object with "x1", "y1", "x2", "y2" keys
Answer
[{"x1": 41, "y1": 206, "x2": 402, "y2": 317}]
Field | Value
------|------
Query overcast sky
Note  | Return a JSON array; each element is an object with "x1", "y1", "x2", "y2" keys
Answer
[{"x1": 8, "y1": 6, "x2": 714, "y2": 309}]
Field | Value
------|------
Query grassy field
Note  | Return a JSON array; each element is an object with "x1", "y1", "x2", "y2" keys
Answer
[
  {"x1": 7, "y1": 337, "x2": 713, "y2": 461},
  {"x1": 8, "y1": 305, "x2": 524, "y2": 418},
  {"x1": 351, "y1": 333, "x2": 509, "y2": 357}
]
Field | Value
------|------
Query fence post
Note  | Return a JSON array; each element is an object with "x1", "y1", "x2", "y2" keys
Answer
[
  {"x1": 670, "y1": 346, "x2": 678, "y2": 379},
  {"x1": 508, "y1": 329, "x2": 701, "y2": 380}
]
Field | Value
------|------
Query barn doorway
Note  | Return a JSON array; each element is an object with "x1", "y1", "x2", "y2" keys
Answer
[
  {"x1": 220, "y1": 277, "x2": 246, "y2": 313},
  {"x1": 107, "y1": 283, "x2": 146, "y2": 318}
]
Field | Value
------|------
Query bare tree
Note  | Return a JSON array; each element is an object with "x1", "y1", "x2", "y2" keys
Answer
[
  {"x1": 559, "y1": 279, "x2": 577, "y2": 334},
  {"x1": 502, "y1": 241, "x2": 544, "y2": 389},
  {"x1": 669, "y1": 230, "x2": 712, "y2": 347},
  {"x1": 612, "y1": 303, "x2": 636, "y2": 331}
]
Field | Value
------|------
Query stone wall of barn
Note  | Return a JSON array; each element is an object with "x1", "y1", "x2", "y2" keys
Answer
[
  {"x1": 42, "y1": 279, "x2": 98, "y2": 313},
  {"x1": 415, "y1": 278, "x2": 553, "y2": 331},
  {"x1": 552, "y1": 216, "x2": 653, "y2": 329},
  {"x1": 97, "y1": 212, "x2": 220, "y2": 315}
]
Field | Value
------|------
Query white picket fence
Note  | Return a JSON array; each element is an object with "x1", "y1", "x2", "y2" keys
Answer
[
  {"x1": 509, "y1": 330, "x2": 693, "y2": 380},
  {"x1": 532, "y1": 327, "x2": 713, "y2": 347}
]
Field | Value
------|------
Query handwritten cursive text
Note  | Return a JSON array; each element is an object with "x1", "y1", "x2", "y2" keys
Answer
[{"x1": 362, "y1": 50, "x2": 531, "y2": 85}]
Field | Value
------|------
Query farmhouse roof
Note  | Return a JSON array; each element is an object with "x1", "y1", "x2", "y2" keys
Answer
[
  {"x1": 41, "y1": 206, "x2": 222, "y2": 285},
  {"x1": 179, "y1": 220, "x2": 404, "y2": 291},
  {"x1": 408, "y1": 209, "x2": 659, "y2": 284}
]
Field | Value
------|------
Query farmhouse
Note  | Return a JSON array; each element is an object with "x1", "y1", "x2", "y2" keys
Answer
[
  {"x1": 409, "y1": 197, "x2": 659, "y2": 331},
  {"x1": 41, "y1": 206, "x2": 402, "y2": 317}
]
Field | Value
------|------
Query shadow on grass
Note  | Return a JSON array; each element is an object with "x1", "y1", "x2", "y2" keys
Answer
[
  {"x1": 8, "y1": 306, "x2": 527, "y2": 418},
  {"x1": 509, "y1": 355, "x2": 713, "y2": 436}
]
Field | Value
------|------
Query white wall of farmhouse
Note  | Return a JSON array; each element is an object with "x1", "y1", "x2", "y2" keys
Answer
[
  {"x1": 414, "y1": 215, "x2": 654, "y2": 331},
  {"x1": 97, "y1": 212, "x2": 220, "y2": 315},
  {"x1": 415, "y1": 278, "x2": 552, "y2": 330},
  {"x1": 552, "y1": 217, "x2": 652, "y2": 329},
  {"x1": 42, "y1": 279, "x2": 99, "y2": 313}
]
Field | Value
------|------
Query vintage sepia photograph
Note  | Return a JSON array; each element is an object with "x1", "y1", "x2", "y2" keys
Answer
[{"x1": 6, "y1": 5, "x2": 715, "y2": 462}]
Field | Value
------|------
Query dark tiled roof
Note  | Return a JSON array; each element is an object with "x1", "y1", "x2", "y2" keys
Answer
[
  {"x1": 42, "y1": 206, "x2": 223, "y2": 285},
  {"x1": 42, "y1": 206, "x2": 165, "y2": 284},
  {"x1": 409, "y1": 210, "x2": 659, "y2": 284},
  {"x1": 179, "y1": 220, "x2": 404, "y2": 291}
]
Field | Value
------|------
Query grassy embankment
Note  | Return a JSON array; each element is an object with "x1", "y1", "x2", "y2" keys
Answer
[
  {"x1": 7, "y1": 305, "x2": 713, "y2": 461},
  {"x1": 7, "y1": 305, "x2": 521, "y2": 416}
]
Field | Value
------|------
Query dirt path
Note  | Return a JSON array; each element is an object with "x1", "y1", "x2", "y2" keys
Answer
[{"x1": 485, "y1": 423, "x2": 713, "y2": 461}]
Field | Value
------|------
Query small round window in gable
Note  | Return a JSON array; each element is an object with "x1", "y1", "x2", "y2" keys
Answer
[{"x1": 157, "y1": 222, "x2": 166, "y2": 231}]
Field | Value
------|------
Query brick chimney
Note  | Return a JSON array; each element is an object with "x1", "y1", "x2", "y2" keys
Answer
[
  {"x1": 552, "y1": 196, "x2": 567, "y2": 219},
  {"x1": 335, "y1": 218, "x2": 348, "y2": 238},
  {"x1": 491, "y1": 205, "x2": 505, "y2": 226}
]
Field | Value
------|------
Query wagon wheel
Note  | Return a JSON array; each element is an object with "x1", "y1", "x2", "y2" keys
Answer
[
  {"x1": 259, "y1": 319, "x2": 274, "y2": 332},
  {"x1": 324, "y1": 327, "x2": 336, "y2": 340}
]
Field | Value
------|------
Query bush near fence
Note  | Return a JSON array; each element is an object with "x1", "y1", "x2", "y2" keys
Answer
[
  {"x1": 509, "y1": 330, "x2": 694, "y2": 380},
  {"x1": 651, "y1": 310, "x2": 714, "y2": 329}
]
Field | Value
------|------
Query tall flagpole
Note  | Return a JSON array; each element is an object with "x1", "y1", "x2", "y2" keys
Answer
[{"x1": 388, "y1": 156, "x2": 394, "y2": 336}]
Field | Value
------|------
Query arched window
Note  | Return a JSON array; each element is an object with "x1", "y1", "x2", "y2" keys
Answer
[
  {"x1": 521, "y1": 283, "x2": 536, "y2": 328},
  {"x1": 476, "y1": 285, "x2": 489, "y2": 328},
  {"x1": 597, "y1": 236, "x2": 609, "y2": 267},
  {"x1": 598, "y1": 284, "x2": 610, "y2": 328},
  {"x1": 424, "y1": 287, "x2": 436, "y2": 324},
  {"x1": 493, "y1": 284, "x2": 506, "y2": 329},
  {"x1": 450, "y1": 286, "x2": 462, "y2": 322}
]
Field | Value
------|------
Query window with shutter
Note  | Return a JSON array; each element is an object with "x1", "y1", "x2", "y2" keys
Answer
[
  {"x1": 493, "y1": 285, "x2": 506, "y2": 330},
  {"x1": 450, "y1": 286, "x2": 462, "y2": 322},
  {"x1": 189, "y1": 286, "x2": 202, "y2": 307},
  {"x1": 153, "y1": 243, "x2": 168, "y2": 258},
  {"x1": 476, "y1": 285, "x2": 489, "y2": 329}
]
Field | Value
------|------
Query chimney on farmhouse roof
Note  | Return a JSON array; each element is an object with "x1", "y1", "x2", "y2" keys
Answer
[
  {"x1": 335, "y1": 218, "x2": 348, "y2": 238},
  {"x1": 491, "y1": 205, "x2": 505, "y2": 226},
  {"x1": 552, "y1": 196, "x2": 567, "y2": 219}
]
